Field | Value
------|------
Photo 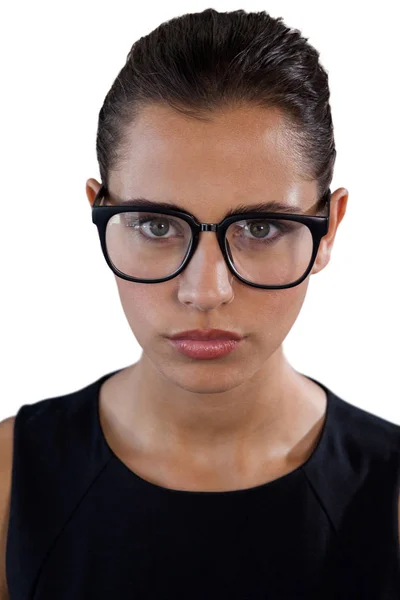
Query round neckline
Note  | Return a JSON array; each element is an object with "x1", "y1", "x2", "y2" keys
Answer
[{"x1": 94, "y1": 368, "x2": 334, "y2": 496}]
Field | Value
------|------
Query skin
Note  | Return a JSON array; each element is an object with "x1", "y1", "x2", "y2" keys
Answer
[
  {"x1": 85, "y1": 103, "x2": 349, "y2": 492},
  {"x1": 4, "y1": 101, "x2": 400, "y2": 600}
]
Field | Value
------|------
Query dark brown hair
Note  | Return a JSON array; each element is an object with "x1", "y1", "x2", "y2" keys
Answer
[{"x1": 96, "y1": 8, "x2": 336, "y2": 209}]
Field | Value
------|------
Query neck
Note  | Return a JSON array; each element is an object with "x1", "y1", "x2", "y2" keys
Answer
[{"x1": 109, "y1": 347, "x2": 324, "y2": 460}]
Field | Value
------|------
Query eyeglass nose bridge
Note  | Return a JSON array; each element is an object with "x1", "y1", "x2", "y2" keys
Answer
[
  {"x1": 200, "y1": 223, "x2": 218, "y2": 232},
  {"x1": 190, "y1": 222, "x2": 229, "y2": 268}
]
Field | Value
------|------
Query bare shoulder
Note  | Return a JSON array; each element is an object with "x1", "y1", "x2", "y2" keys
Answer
[{"x1": 0, "y1": 416, "x2": 16, "y2": 600}]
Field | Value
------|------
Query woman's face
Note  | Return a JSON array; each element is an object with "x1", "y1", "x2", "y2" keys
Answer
[{"x1": 87, "y1": 104, "x2": 347, "y2": 395}]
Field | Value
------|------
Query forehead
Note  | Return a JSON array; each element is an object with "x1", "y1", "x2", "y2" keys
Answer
[{"x1": 109, "y1": 103, "x2": 316, "y2": 212}]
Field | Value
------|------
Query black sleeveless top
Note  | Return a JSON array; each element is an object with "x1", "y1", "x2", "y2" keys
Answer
[{"x1": 6, "y1": 369, "x2": 400, "y2": 599}]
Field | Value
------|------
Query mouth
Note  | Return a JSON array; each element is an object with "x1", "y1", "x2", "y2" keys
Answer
[
  {"x1": 168, "y1": 337, "x2": 244, "y2": 359},
  {"x1": 168, "y1": 328, "x2": 244, "y2": 341}
]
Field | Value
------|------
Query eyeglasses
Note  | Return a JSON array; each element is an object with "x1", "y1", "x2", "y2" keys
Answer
[{"x1": 92, "y1": 184, "x2": 330, "y2": 290}]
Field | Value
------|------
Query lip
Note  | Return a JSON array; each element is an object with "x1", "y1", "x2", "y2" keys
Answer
[
  {"x1": 168, "y1": 329, "x2": 244, "y2": 341},
  {"x1": 169, "y1": 338, "x2": 243, "y2": 359}
]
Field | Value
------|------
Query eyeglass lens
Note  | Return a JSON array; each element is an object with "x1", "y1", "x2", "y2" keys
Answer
[{"x1": 104, "y1": 211, "x2": 314, "y2": 286}]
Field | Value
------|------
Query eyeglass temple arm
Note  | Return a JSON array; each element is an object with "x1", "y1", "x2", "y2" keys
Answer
[
  {"x1": 320, "y1": 188, "x2": 331, "y2": 218},
  {"x1": 93, "y1": 184, "x2": 106, "y2": 207}
]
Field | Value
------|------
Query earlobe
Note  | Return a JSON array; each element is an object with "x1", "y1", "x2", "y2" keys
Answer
[{"x1": 311, "y1": 238, "x2": 333, "y2": 275}]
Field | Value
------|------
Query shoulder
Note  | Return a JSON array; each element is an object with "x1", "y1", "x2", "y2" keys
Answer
[
  {"x1": 0, "y1": 375, "x2": 116, "y2": 599},
  {"x1": 329, "y1": 391, "x2": 400, "y2": 457},
  {"x1": 5, "y1": 383, "x2": 99, "y2": 484},
  {"x1": 11, "y1": 376, "x2": 103, "y2": 438},
  {"x1": 0, "y1": 415, "x2": 15, "y2": 466},
  {"x1": 8, "y1": 371, "x2": 121, "y2": 462},
  {"x1": 328, "y1": 392, "x2": 400, "y2": 545},
  {"x1": 0, "y1": 416, "x2": 16, "y2": 600}
]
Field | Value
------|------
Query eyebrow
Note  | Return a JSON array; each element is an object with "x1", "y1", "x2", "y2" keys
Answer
[{"x1": 107, "y1": 195, "x2": 307, "y2": 216}]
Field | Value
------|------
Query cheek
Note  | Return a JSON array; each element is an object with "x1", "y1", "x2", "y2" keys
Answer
[
  {"x1": 249, "y1": 279, "x2": 309, "y2": 344},
  {"x1": 115, "y1": 278, "x2": 163, "y2": 341}
]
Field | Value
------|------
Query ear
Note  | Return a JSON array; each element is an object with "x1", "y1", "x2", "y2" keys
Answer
[
  {"x1": 86, "y1": 178, "x2": 102, "y2": 208},
  {"x1": 311, "y1": 187, "x2": 349, "y2": 275}
]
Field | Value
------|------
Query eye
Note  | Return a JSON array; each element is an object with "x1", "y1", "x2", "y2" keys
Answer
[
  {"x1": 136, "y1": 216, "x2": 175, "y2": 238},
  {"x1": 123, "y1": 213, "x2": 187, "y2": 241},
  {"x1": 232, "y1": 219, "x2": 291, "y2": 244}
]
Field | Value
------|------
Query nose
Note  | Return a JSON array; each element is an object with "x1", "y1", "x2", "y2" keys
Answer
[{"x1": 176, "y1": 230, "x2": 235, "y2": 310}]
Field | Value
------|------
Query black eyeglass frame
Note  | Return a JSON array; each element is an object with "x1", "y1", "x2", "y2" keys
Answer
[{"x1": 92, "y1": 184, "x2": 331, "y2": 290}]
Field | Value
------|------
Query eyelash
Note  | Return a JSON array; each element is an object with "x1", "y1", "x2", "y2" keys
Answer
[{"x1": 127, "y1": 215, "x2": 292, "y2": 245}]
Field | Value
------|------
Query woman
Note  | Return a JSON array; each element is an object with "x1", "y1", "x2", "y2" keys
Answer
[{"x1": 1, "y1": 8, "x2": 400, "y2": 599}]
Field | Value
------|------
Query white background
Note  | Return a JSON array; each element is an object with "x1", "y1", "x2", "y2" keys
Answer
[{"x1": 1, "y1": 1, "x2": 399, "y2": 422}]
